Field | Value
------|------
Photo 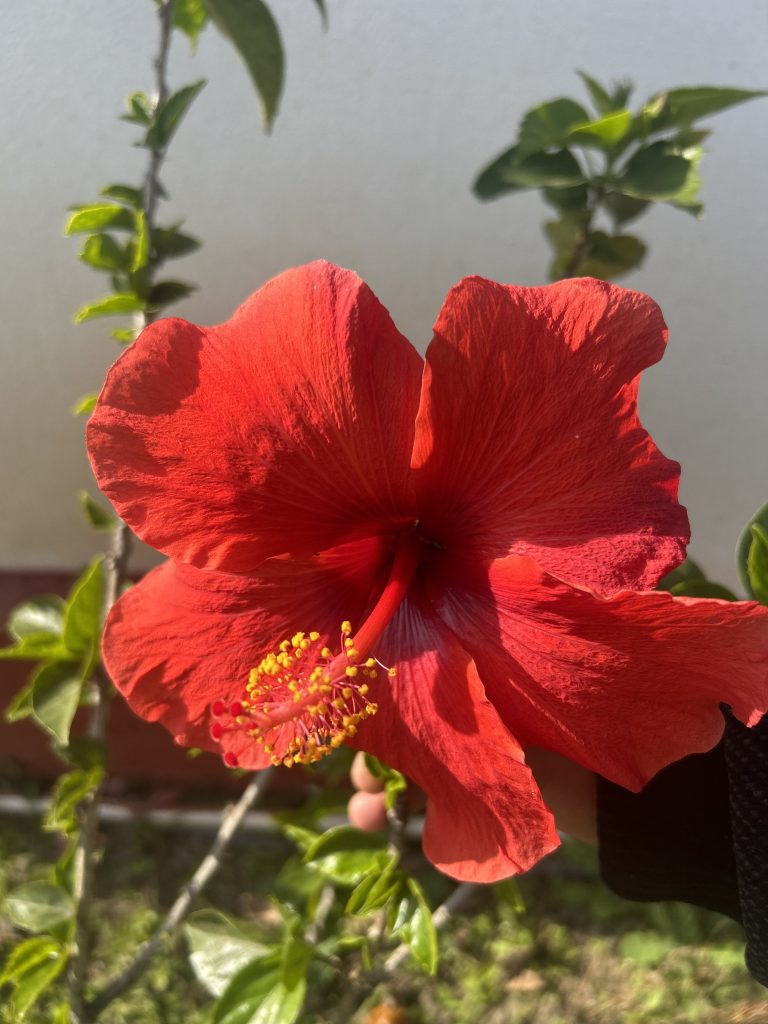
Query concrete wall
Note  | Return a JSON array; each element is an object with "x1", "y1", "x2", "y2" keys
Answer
[{"x1": 2, "y1": 0, "x2": 767, "y2": 585}]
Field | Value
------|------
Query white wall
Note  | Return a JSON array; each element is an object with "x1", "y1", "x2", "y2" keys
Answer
[{"x1": 2, "y1": 0, "x2": 767, "y2": 586}]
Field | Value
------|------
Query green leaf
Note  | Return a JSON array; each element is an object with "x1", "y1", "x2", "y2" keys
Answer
[
  {"x1": 100, "y1": 183, "x2": 143, "y2": 208},
  {"x1": 646, "y1": 86, "x2": 767, "y2": 128},
  {"x1": 122, "y1": 90, "x2": 154, "y2": 125},
  {"x1": 174, "y1": 0, "x2": 209, "y2": 46},
  {"x1": 747, "y1": 524, "x2": 768, "y2": 605},
  {"x1": 73, "y1": 293, "x2": 144, "y2": 324},
  {"x1": 31, "y1": 662, "x2": 83, "y2": 745},
  {"x1": 206, "y1": 0, "x2": 285, "y2": 129},
  {"x1": 112, "y1": 328, "x2": 137, "y2": 344},
  {"x1": 131, "y1": 210, "x2": 151, "y2": 272},
  {"x1": 44, "y1": 766, "x2": 104, "y2": 835},
  {"x1": 403, "y1": 878, "x2": 438, "y2": 974},
  {"x1": 670, "y1": 579, "x2": 737, "y2": 600},
  {"x1": 657, "y1": 557, "x2": 705, "y2": 592},
  {"x1": 736, "y1": 501, "x2": 768, "y2": 598},
  {"x1": 63, "y1": 559, "x2": 104, "y2": 655},
  {"x1": 0, "y1": 634, "x2": 73, "y2": 662},
  {"x1": 154, "y1": 224, "x2": 201, "y2": 259},
  {"x1": 603, "y1": 192, "x2": 650, "y2": 227},
  {"x1": 78, "y1": 491, "x2": 116, "y2": 531},
  {"x1": 65, "y1": 203, "x2": 134, "y2": 235},
  {"x1": 5, "y1": 677, "x2": 36, "y2": 722},
  {"x1": 79, "y1": 233, "x2": 130, "y2": 273},
  {"x1": 212, "y1": 953, "x2": 305, "y2": 1024},
  {"x1": 576, "y1": 70, "x2": 614, "y2": 115},
  {"x1": 5, "y1": 882, "x2": 74, "y2": 933},
  {"x1": 619, "y1": 930, "x2": 676, "y2": 967},
  {"x1": 185, "y1": 910, "x2": 269, "y2": 997},
  {"x1": 345, "y1": 856, "x2": 401, "y2": 916},
  {"x1": 579, "y1": 231, "x2": 646, "y2": 280},
  {"x1": 0, "y1": 938, "x2": 66, "y2": 1019},
  {"x1": 302, "y1": 826, "x2": 388, "y2": 885},
  {"x1": 70, "y1": 393, "x2": 98, "y2": 416},
  {"x1": 148, "y1": 280, "x2": 197, "y2": 308},
  {"x1": 618, "y1": 140, "x2": 691, "y2": 198},
  {"x1": 8, "y1": 596, "x2": 65, "y2": 642},
  {"x1": 517, "y1": 98, "x2": 590, "y2": 156},
  {"x1": 473, "y1": 146, "x2": 585, "y2": 200},
  {"x1": 145, "y1": 79, "x2": 207, "y2": 150},
  {"x1": 567, "y1": 109, "x2": 632, "y2": 147}
]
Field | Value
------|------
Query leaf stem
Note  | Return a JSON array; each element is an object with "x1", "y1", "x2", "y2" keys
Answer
[{"x1": 85, "y1": 769, "x2": 274, "y2": 1018}]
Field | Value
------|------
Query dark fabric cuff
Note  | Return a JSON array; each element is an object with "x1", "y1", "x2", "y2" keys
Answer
[{"x1": 597, "y1": 744, "x2": 741, "y2": 921}]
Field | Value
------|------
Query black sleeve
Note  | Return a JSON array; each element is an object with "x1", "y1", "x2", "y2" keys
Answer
[{"x1": 597, "y1": 711, "x2": 768, "y2": 986}]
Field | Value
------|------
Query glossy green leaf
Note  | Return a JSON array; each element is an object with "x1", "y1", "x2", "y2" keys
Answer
[
  {"x1": 79, "y1": 233, "x2": 130, "y2": 273},
  {"x1": 0, "y1": 937, "x2": 66, "y2": 1019},
  {"x1": 579, "y1": 231, "x2": 646, "y2": 280},
  {"x1": 212, "y1": 953, "x2": 305, "y2": 1024},
  {"x1": 145, "y1": 79, "x2": 207, "y2": 150},
  {"x1": 78, "y1": 491, "x2": 116, "y2": 531},
  {"x1": 657, "y1": 558, "x2": 705, "y2": 592},
  {"x1": 736, "y1": 501, "x2": 768, "y2": 598},
  {"x1": 206, "y1": 0, "x2": 285, "y2": 128},
  {"x1": 303, "y1": 826, "x2": 388, "y2": 885},
  {"x1": 516, "y1": 98, "x2": 590, "y2": 156},
  {"x1": 5, "y1": 883, "x2": 74, "y2": 933},
  {"x1": 670, "y1": 579, "x2": 737, "y2": 601},
  {"x1": 603, "y1": 192, "x2": 650, "y2": 226},
  {"x1": 474, "y1": 146, "x2": 585, "y2": 200},
  {"x1": 174, "y1": 0, "x2": 209, "y2": 46},
  {"x1": 65, "y1": 204, "x2": 134, "y2": 235},
  {"x1": 154, "y1": 224, "x2": 201, "y2": 259},
  {"x1": 346, "y1": 856, "x2": 401, "y2": 915},
  {"x1": 185, "y1": 910, "x2": 269, "y2": 997},
  {"x1": 567, "y1": 109, "x2": 632, "y2": 147},
  {"x1": 63, "y1": 558, "x2": 104, "y2": 655},
  {"x1": 31, "y1": 662, "x2": 83, "y2": 744},
  {"x1": 131, "y1": 210, "x2": 151, "y2": 272},
  {"x1": 70, "y1": 393, "x2": 99, "y2": 416},
  {"x1": 44, "y1": 766, "x2": 104, "y2": 835},
  {"x1": 8, "y1": 596, "x2": 65, "y2": 642},
  {"x1": 73, "y1": 293, "x2": 144, "y2": 324},
  {"x1": 100, "y1": 183, "x2": 143, "y2": 208},
  {"x1": 403, "y1": 878, "x2": 438, "y2": 974},
  {"x1": 646, "y1": 86, "x2": 767, "y2": 128},
  {"x1": 148, "y1": 280, "x2": 197, "y2": 307}
]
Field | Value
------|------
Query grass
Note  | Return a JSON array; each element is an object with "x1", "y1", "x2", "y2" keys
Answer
[{"x1": 1, "y1": 808, "x2": 766, "y2": 1023}]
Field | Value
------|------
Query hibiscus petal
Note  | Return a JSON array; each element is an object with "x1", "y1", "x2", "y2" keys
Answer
[
  {"x1": 88, "y1": 261, "x2": 422, "y2": 572},
  {"x1": 412, "y1": 276, "x2": 688, "y2": 595},
  {"x1": 352, "y1": 595, "x2": 559, "y2": 881},
  {"x1": 436, "y1": 554, "x2": 768, "y2": 791},
  {"x1": 102, "y1": 537, "x2": 390, "y2": 765}
]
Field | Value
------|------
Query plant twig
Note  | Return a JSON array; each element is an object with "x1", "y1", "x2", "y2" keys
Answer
[
  {"x1": 86, "y1": 769, "x2": 274, "y2": 1018},
  {"x1": 331, "y1": 882, "x2": 479, "y2": 1023},
  {"x1": 67, "y1": 526, "x2": 132, "y2": 1024}
]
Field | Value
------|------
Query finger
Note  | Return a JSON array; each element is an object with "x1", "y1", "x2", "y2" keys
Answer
[
  {"x1": 350, "y1": 751, "x2": 385, "y2": 794},
  {"x1": 348, "y1": 789, "x2": 388, "y2": 831}
]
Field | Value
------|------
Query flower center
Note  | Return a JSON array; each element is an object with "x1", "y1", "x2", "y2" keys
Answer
[{"x1": 210, "y1": 532, "x2": 422, "y2": 768}]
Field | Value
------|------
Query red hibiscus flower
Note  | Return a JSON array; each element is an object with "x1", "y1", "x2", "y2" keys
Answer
[{"x1": 87, "y1": 260, "x2": 768, "y2": 883}]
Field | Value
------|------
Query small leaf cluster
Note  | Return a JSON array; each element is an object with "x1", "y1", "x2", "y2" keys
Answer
[{"x1": 473, "y1": 75, "x2": 766, "y2": 281}]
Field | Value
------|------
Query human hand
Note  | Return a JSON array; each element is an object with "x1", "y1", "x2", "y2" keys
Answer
[{"x1": 348, "y1": 747, "x2": 597, "y2": 845}]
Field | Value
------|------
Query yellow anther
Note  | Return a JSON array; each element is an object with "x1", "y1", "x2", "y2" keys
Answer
[
  {"x1": 309, "y1": 631, "x2": 320, "y2": 642},
  {"x1": 341, "y1": 620, "x2": 352, "y2": 634},
  {"x1": 342, "y1": 687, "x2": 353, "y2": 699},
  {"x1": 359, "y1": 683, "x2": 369, "y2": 695},
  {"x1": 388, "y1": 668, "x2": 397, "y2": 678},
  {"x1": 365, "y1": 658, "x2": 376, "y2": 668},
  {"x1": 345, "y1": 666, "x2": 358, "y2": 678},
  {"x1": 321, "y1": 647, "x2": 332, "y2": 659}
]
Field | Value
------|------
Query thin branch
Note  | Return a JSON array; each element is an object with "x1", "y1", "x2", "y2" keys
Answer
[
  {"x1": 86, "y1": 769, "x2": 274, "y2": 1018},
  {"x1": 330, "y1": 882, "x2": 479, "y2": 1023}
]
